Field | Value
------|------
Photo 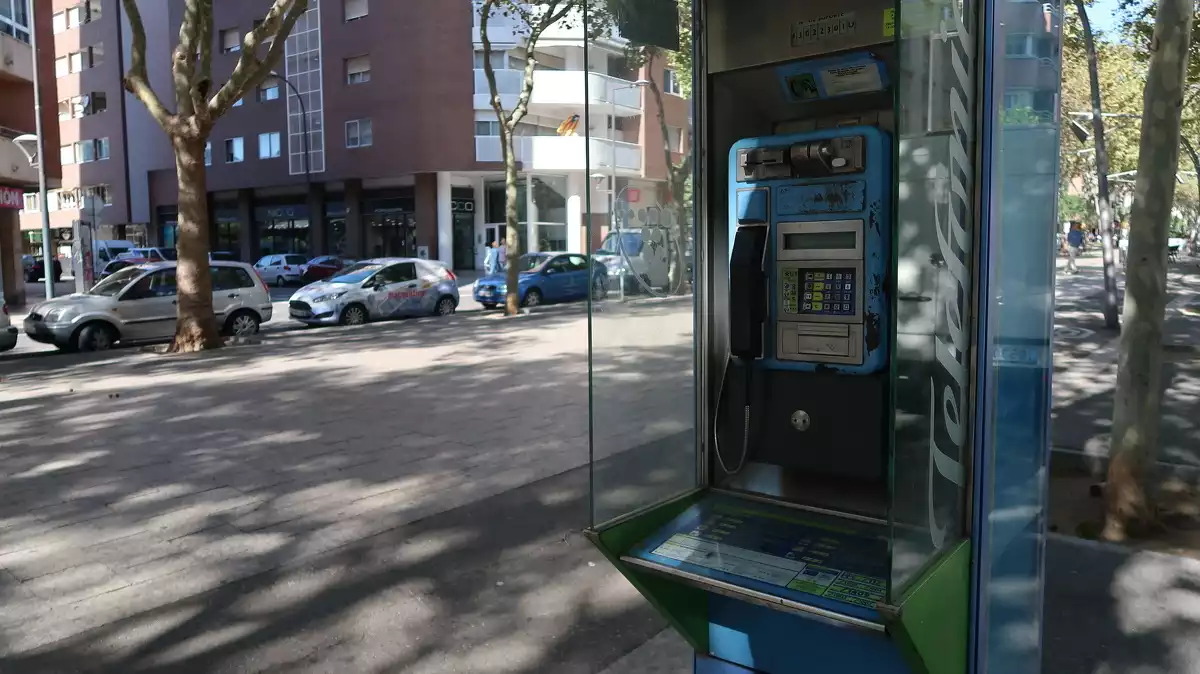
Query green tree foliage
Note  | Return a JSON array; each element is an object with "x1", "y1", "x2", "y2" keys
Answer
[
  {"x1": 1059, "y1": 8, "x2": 1148, "y2": 212},
  {"x1": 1118, "y1": 0, "x2": 1200, "y2": 85}
]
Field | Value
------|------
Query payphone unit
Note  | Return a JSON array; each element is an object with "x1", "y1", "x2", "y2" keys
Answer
[{"x1": 585, "y1": 0, "x2": 992, "y2": 672}]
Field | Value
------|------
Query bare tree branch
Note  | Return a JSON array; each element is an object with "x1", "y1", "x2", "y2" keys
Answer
[
  {"x1": 207, "y1": 0, "x2": 307, "y2": 118},
  {"x1": 191, "y1": 1, "x2": 214, "y2": 121},
  {"x1": 120, "y1": 0, "x2": 174, "y2": 132},
  {"x1": 174, "y1": 0, "x2": 204, "y2": 118}
]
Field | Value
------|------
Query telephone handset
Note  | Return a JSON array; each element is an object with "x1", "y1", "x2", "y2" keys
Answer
[
  {"x1": 729, "y1": 224, "x2": 769, "y2": 359},
  {"x1": 715, "y1": 217, "x2": 770, "y2": 476}
]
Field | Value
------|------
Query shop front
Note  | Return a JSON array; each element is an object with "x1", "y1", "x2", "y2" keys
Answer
[{"x1": 256, "y1": 202, "x2": 310, "y2": 257}]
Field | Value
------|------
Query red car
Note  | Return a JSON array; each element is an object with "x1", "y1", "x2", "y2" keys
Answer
[{"x1": 301, "y1": 256, "x2": 354, "y2": 283}]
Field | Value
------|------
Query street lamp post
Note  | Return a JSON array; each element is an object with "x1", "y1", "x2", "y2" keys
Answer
[
  {"x1": 26, "y1": 2, "x2": 54, "y2": 299},
  {"x1": 609, "y1": 79, "x2": 650, "y2": 302},
  {"x1": 270, "y1": 72, "x2": 312, "y2": 256},
  {"x1": 271, "y1": 71, "x2": 311, "y2": 188}
]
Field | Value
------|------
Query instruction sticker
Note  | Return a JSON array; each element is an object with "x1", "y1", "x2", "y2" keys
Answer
[
  {"x1": 785, "y1": 73, "x2": 821, "y2": 100},
  {"x1": 791, "y1": 12, "x2": 857, "y2": 46},
  {"x1": 819, "y1": 63, "x2": 885, "y2": 97},
  {"x1": 883, "y1": 8, "x2": 895, "y2": 37}
]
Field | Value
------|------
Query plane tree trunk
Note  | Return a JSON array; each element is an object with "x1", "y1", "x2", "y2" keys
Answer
[
  {"x1": 1102, "y1": 0, "x2": 1195, "y2": 541},
  {"x1": 170, "y1": 134, "x2": 221, "y2": 351}
]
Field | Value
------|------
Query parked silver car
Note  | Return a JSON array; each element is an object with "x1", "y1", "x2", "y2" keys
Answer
[
  {"x1": 23, "y1": 261, "x2": 273, "y2": 352},
  {"x1": 288, "y1": 257, "x2": 460, "y2": 326}
]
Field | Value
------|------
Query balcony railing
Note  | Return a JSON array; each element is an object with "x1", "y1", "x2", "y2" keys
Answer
[
  {"x1": 0, "y1": 31, "x2": 34, "y2": 83},
  {"x1": 473, "y1": 69, "x2": 644, "y2": 113},
  {"x1": 475, "y1": 135, "x2": 642, "y2": 173}
]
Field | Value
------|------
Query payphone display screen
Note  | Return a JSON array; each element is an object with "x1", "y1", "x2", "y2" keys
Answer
[
  {"x1": 783, "y1": 231, "x2": 857, "y2": 250},
  {"x1": 782, "y1": 268, "x2": 857, "y2": 316}
]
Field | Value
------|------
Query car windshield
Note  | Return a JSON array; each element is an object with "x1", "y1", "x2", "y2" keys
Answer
[
  {"x1": 89, "y1": 266, "x2": 144, "y2": 296},
  {"x1": 515, "y1": 254, "x2": 549, "y2": 272},
  {"x1": 597, "y1": 232, "x2": 644, "y2": 255},
  {"x1": 329, "y1": 263, "x2": 385, "y2": 284}
]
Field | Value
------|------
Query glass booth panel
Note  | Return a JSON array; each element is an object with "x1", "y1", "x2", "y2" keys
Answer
[
  {"x1": 586, "y1": 0, "x2": 699, "y2": 526},
  {"x1": 971, "y1": 0, "x2": 1062, "y2": 668},
  {"x1": 889, "y1": 0, "x2": 981, "y2": 595}
]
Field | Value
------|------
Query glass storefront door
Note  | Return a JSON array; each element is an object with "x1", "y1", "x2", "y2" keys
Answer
[{"x1": 366, "y1": 212, "x2": 417, "y2": 258}]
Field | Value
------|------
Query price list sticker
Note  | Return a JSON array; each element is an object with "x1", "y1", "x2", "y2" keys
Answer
[{"x1": 782, "y1": 268, "x2": 800, "y2": 315}]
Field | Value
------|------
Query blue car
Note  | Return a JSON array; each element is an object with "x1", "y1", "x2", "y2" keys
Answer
[{"x1": 474, "y1": 252, "x2": 608, "y2": 309}]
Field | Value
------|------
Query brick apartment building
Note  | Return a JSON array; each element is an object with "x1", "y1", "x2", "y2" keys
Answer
[
  {"x1": 15, "y1": 0, "x2": 1057, "y2": 273},
  {"x1": 18, "y1": 0, "x2": 691, "y2": 272},
  {"x1": 1, "y1": 0, "x2": 59, "y2": 308}
]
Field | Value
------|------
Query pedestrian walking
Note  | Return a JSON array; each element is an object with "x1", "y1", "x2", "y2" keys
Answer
[
  {"x1": 484, "y1": 241, "x2": 499, "y2": 275},
  {"x1": 1067, "y1": 223, "x2": 1084, "y2": 274},
  {"x1": 498, "y1": 241, "x2": 508, "y2": 271}
]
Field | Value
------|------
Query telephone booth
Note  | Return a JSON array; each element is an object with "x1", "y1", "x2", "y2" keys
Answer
[{"x1": 584, "y1": 0, "x2": 1064, "y2": 672}]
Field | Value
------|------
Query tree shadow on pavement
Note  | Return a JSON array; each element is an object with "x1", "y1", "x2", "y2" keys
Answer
[
  {"x1": 0, "y1": 302, "x2": 696, "y2": 672},
  {"x1": 1044, "y1": 536, "x2": 1200, "y2": 674}
]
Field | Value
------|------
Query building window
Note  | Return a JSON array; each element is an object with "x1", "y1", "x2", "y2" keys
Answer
[
  {"x1": 59, "y1": 92, "x2": 107, "y2": 119},
  {"x1": 344, "y1": 0, "x2": 368, "y2": 21},
  {"x1": 23, "y1": 193, "x2": 38, "y2": 212},
  {"x1": 666, "y1": 125, "x2": 683, "y2": 152},
  {"x1": 60, "y1": 145, "x2": 75, "y2": 165},
  {"x1": 0, "y1": 0, "x2": 31, "y2": 43},
  {"x1": 257, "y1": 81, "x2": 280, "y2": 102},
  {"x1": 225, "y1": 137, "x2": 244, "y2": 163},
  {"x1": 96, "y1": 137, "x2": 109, "y2": 160},
  {"x1": 66, "y1": 6, "x2": 83, "y2": 27},
  {"x1": 220, "y1": 28, "x2": 240, "y2": 53},
  {"x1": 346, "y1": 119, "x2": 373, "y2": 148},
  {"x1": 52, "y1": 12, "x2": 66, "y2": 33},
  {"x1": 475, "y1": 120, "x2": 500, "y2": 136},
  {"x1": 60, "y1": 44, "x2": 103, "y2": 76},
  {"x1": 474, "y1": 50, "x2": 502, "y2": 69},
  {"x1": 85, "y1": 184, "x2": 111, "y2": 206},
  {"x1": 1004, "y1": 34, "x2": 1035, "y2": 57},
  {"x1": 76, "y1": 139, "x2": 95, "y2": 163},
  {"x1": 87, "y1": 1, "x2": 101, "y2": 22},
  {"x1": 259, "y1": 132, "x2": 281, "y2": 159},
  {"x1": 345, "y1": 55, "x2": 371, "y2": 85},
  {"x1": 204, "y1": 142, "x2": 212, "y2": 166},
  {"x1": 663, "y1": 68, "x2": 682, "y2": 95}
]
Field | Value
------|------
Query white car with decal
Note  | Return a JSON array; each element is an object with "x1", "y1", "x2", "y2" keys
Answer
[{"x1": 287, "y1": 257, "x2": 460, "y2": 326}]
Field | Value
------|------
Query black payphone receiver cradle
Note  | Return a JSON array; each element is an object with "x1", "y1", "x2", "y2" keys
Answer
[{"x1": 715, "y1": 223, "x2": 771, "y2": 476}]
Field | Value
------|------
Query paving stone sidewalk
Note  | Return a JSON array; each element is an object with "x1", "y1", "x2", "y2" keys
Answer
[
  {"x1": 0, "y1": 299, "x2": 697, "y2": 668},
  {"x1": 1052, "y1": 254, "x2": 1200, "y2": 468}
]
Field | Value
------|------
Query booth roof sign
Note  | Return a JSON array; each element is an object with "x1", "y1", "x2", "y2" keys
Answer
[{"x1": 0, "y1": 187, "x2": 23, "y2": 210}]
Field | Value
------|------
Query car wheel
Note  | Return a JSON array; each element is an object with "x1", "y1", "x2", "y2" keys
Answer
[
  {"x1": 435, "y1": 296, "x2": 456, "y2": 317},
  {"x1": 591, "y1": 277, "x2": 608, "y2": 301},
  {"x1": 223, "y1": 310, "x2": 261, "y2": 337},
  {"x1": 274, "y1": 276, "x2": 286, "y2": 288},
  {"x1": 481, "y1": 302, "x2": 497, "y2": 310},
  {"x1": 75, "y1": 322, "x2": 116, "y2": 352},
  {"x1": 340, "y1": 303, "x2": 368, "y2": 326},
  {"x1": 522, "y1": 289, "x2": 543, "y2": 308}
]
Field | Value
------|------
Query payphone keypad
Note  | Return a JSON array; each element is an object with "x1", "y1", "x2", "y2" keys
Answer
[{"x1": 782, "y1": 268, "x2": 856, "y2": 317}]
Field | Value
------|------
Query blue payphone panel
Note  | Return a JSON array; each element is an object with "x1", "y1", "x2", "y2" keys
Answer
[{"x1": 728, "y1": 127, "x2": 891, "y2": 374}]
